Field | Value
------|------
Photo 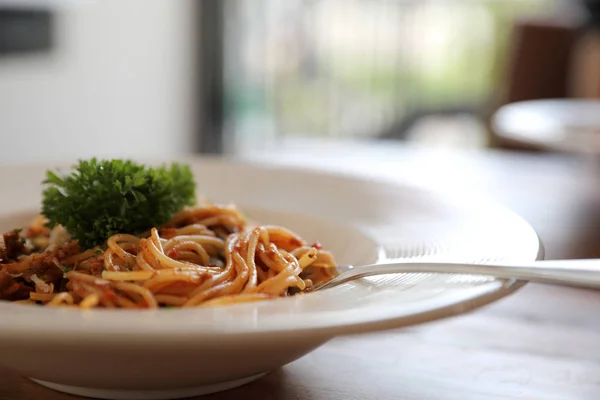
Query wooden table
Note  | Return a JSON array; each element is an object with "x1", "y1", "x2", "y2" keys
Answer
[{"x1": 3, "y1": 140, "x2": 600, "y2": 400}]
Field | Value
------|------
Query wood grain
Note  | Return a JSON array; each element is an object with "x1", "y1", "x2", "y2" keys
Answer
[{"x1": 3, "y1": 142, "x2": 600, "y2": 399}]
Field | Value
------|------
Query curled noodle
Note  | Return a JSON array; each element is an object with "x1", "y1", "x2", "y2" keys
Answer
[{"x1": 0, "y1": 204, "x2": 338, "y2": 308}]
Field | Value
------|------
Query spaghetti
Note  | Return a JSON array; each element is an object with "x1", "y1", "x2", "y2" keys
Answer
[{"x1": 0, "y1": 203, "x2": 338, "y2": 308}]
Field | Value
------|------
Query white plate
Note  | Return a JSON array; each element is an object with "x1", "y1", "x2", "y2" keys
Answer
[
  {"x1": 492, "y1": 99, "x2": 600, "y2": 153},
  {"x1": 0, "y1": 159, "x2": 541, "y2": 400}
]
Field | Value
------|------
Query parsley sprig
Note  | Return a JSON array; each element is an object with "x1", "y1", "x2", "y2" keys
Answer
[{"x1": 41, "y1": 158, "x2": 196, "y2": 249}]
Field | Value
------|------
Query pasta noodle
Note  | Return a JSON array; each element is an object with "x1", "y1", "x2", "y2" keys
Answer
[{"x1": 0, "y1": 203, "x2": 338, "y2": 308}]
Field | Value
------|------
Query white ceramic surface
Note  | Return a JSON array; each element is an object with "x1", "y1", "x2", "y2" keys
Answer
[
  {"x1": 0, "y1": 159, "x2": 542, "y2": 399},
  {"x1": 31, "y1": 373, "x2": 268, "y2": 400},
  {"x1": 492, "y1": 99, "x2": 600, "y2": 153}
]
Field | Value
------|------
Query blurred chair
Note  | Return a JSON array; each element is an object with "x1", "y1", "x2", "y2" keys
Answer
[
  {"x1": 504, "y1": 20, "x2": 578, "y2": 104},
  {"x1": 570, "y1": 0, "x2": 600, "y2": 98}
]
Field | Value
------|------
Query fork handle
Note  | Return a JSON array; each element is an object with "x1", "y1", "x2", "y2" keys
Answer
[{"x1": 322, "y1": 259, "x2": 600, "y2": 290}]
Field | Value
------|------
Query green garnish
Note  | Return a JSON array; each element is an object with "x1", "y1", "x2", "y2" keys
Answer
[
  {"x1": 41, "y1": 158, "x2": 196, "y2": 249},
  {"x1": 12, "y1": 228, "x2": 22, "y2": 234},
  {"x1": 95, "y1": 249, "x2": 103, "y2": 255}
]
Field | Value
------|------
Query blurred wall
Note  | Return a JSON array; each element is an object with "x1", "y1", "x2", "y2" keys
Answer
[{"x1": 0, "y1": 0, "x2": 196, "y2": 165}]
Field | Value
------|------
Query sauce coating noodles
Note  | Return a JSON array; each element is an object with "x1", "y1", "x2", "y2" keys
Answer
[{"x1": 0, "y1": 204, "x2": 338, "y2": 308}]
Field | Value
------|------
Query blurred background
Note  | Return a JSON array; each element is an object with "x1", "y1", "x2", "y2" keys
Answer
[{"x1": 0, "y1": 0, "x2": 598, "y2": 164}]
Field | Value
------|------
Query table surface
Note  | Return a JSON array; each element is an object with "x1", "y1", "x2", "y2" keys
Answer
[{"x1": 3, "y1": 140, "x2": 600, "y2": 400}]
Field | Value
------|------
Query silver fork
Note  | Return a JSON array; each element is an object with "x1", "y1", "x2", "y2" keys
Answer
[{"x1": 310, "y1": 259, "x2": 600, "y2": 291}]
